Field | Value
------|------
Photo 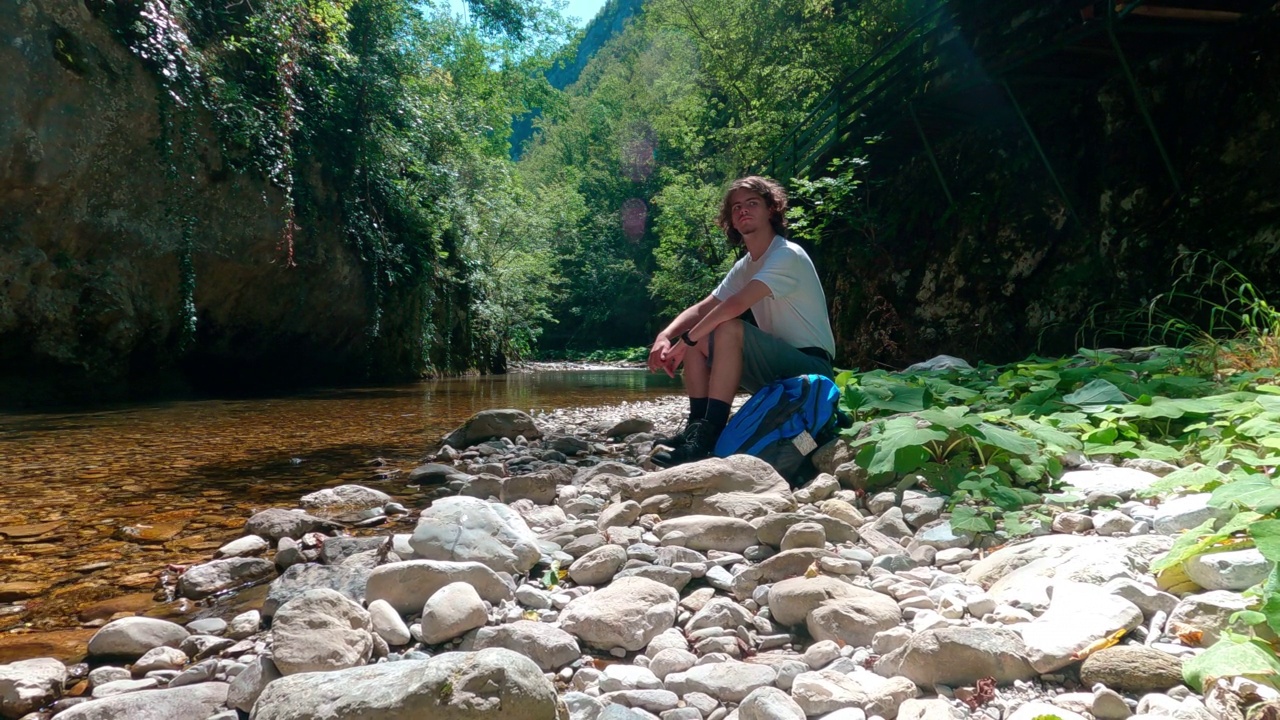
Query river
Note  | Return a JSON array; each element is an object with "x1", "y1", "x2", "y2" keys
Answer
[{"x1": 0, "y1": 369, "x2": 682, "y2": 658}]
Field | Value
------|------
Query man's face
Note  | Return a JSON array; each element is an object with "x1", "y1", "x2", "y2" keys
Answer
[{"x1": 728, "y1": 189, "x2": 771, "y2": 236}]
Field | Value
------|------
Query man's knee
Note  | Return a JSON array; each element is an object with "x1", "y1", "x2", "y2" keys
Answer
[{"x1": 712, "y1": 319, "x2": 744, "y2": 346}]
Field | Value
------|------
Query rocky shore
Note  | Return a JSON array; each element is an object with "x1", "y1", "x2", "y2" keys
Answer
[{"x1": 0, "y1": 398, "x2": 1273, "y2": 720}]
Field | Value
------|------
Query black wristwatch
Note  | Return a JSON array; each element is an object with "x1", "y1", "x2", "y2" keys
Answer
[{"x1": 680, "y1": 331, "x2": 698, "y2": 346}]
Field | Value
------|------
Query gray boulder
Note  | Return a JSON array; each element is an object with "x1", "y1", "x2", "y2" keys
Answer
[
  {"x1": 300, "y1": 485, "x2": 392, "y2": 518},
  {"x1": 177, "y1": 557, "x2": 275, "y2": 599},
  {"x1": 270, "y1": 588, "x2": 373, "y2": 675},
  {"x1": 86, "y1": 618, "x2": 189, "y2": 660},
  {"x1": 365, "y1": 559, "x2": 513, "y2": 615},
  {"x1": 559, "y1": 577, "x2": 678, "y2": 652},
  {"x1": 244, "y1": 508, "x2": 335, "y2": 542},
  {"x1": 263, "y1": 562, "x2": 372, "y2": 617},
  {"x1": 409, "y1": 496, "x2": 542, "y2": 574},
  {"x1": 0, "y1": 657, "x2": 65, "y2": 719},
  {"x1": 249, "y1": 648, "x2": 564, "y2": 720},
  {"x1": 874, "y1": 626, "x2": 1037, "y2": 687},
  {"x1": 443, "y1": 409, "x2": 542, "y2": 448},
  {"x1": 471, "y1": 621, "x2": 581, "y2": 671},
  {"x1": 52, "y1": 682, "x2": 228, "y2": 720}
]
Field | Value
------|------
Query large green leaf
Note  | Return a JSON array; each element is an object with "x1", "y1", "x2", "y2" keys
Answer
[
  {"x1": 1210, "y1": 477, "x2": 1280, "y2": 514},
  {"x1": 1138, "y1": 464, "x2": 1230, "y2": 498},
  {"x1": 1249, "y1": 520, "x2": 1280, "y2": 564},
  {"x1": 862, "y1": 417, "x2": 948, "y2": 476},
  {"x1": 1010, "y1": 417, "x2": 1083, "y2": 451},
  {"x1": 949, "y1": 506, "x2": 994, "y2": 533},
  {"x1": 917, "y1": 407, "x2": 977, "y2": 430},
  {"x1": 1183, "y1": 636, "x2": 1280, "y2": 693},
  {"x1": 1064, "y1": 379, "x2": 1128, "y2": 410},
  {"x1": 971, "y1": 423, "x2": 1039, "y2": 457}
]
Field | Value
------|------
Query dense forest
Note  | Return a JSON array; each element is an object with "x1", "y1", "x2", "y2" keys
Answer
[{"x1": 4, "y1": 0, "x2": 1278, "y2": 400}]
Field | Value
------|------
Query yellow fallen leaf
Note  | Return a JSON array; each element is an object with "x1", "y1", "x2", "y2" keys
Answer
[
  {"x1": 804, "y1": 561, "x2": 821, "y2": 578},
  {"x1": 1071, "y1": 628, "x2": 1126, "y2": 660}
]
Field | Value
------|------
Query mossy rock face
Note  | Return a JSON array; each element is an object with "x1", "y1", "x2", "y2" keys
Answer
[{"x1": 1079, "y1": 645, "x2": 1185, "y2": 693}]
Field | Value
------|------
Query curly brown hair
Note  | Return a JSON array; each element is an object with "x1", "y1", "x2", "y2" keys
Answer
[{"x1": 716, "y1": 176, "x2": 789, "y2": 247}]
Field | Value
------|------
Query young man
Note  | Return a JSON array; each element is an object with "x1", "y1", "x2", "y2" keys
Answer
[{"x1": 647, "y1": 176, "x2": 836, "y2": 467}]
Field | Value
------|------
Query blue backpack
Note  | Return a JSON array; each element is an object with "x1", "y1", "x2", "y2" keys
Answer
[{"x1": 713, "y1": 374, "x2": 843, "y2": 485}]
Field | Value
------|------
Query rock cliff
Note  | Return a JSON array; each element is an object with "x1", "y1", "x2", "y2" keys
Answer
[{"x1": 1, "y1": 0, "x2": 405, "y2": 404}]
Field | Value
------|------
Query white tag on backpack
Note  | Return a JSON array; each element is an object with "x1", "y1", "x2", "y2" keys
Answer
[{"x1": 792, "y1": 430, "x2": 817, "y2": 456}]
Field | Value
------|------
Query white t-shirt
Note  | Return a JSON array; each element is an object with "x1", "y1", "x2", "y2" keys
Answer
[{"x1": 712, "y1": 235, "x2": 836, "y2": 357}]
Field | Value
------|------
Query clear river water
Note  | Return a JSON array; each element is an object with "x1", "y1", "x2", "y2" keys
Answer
[{"x1": 0, "y1": 369, "x2": 682, "y2": 662}]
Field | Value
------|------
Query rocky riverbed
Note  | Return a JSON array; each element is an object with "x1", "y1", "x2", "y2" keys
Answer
[{"x1": 0, "y1": 397, "x2": 1275, "y2": 720}]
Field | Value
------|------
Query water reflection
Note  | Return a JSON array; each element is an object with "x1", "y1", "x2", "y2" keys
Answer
[{"x1": 0, "y1": 370, "x2": 681, "y2": 633}]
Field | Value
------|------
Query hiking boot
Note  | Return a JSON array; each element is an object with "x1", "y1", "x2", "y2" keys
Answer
[
  {"x1": 653, "y1": 422, "x2": 696, "y2": 449},
  {"x1": 651, "y1": 419, "x2": 719, "y2": 468}
]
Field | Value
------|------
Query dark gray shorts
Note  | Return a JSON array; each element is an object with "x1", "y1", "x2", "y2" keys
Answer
[{"x1": 709, "y1": 321, "x2": 835, "y2": 393}]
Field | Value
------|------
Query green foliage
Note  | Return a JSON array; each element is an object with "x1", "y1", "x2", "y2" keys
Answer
[
  {"x1": 1081, "y1": 250, "x2": 1280, "y2": 380},
  {"x1": 1183, "y1": 633, "x2": 1280, "y2": 693},
  {"x1": 837, "y1": 346, "x2": 1280, "y2": 538},
  {"x1": 97, "y1": 0, "x2": 572, "y2": 369}
]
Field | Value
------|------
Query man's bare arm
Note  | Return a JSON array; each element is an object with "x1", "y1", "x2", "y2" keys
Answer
[
  {"x1": 683, "y1": 280, "x2": 771, "y2": 344},
  {"x1": 649, "y1": 294, "x2": 721, "y2": 373}
]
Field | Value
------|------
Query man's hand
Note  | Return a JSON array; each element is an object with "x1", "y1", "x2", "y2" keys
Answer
[
  {"x1": 660, "y1": 340, "x2": 687, "y2": 378},
  {"x1": 648, "y1": 336, "x2": 673, "y2": 374}
]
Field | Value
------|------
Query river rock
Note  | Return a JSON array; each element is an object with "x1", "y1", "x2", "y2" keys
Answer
[
  {"x1": 270, "y1": 588, "x2": 373, "y2": 675},
  {"x1": 365, "y1": 559, "x2": 513, "y2": 615},
  {"x1": 408, "y1": 463, "x2": 471, "y2": 486},
  {"x1": 263, "y1": 562, "x2": 372, "y2": 617},
  {"x1": 559, "y1": 576, "x2": 678, "y2": 651},
  {"x1": 755, "y1": 513, "x2": 859, "y2": 547},
  {"x1": 791, "y1": 669, "x2": 918, "y2": 717},
  {"x1": 470, "y1": 621, "x2": 581, "y2": 671},
  {"x1": 227, "y1": 657, "x2": 281, "y2": 713},
  {"x1": 1080, "y1": 645, "x2": 1185, "y2": 693},
  {"x1": 569, "y1": 544, "x2": 628, "y2": 586},
  {"x1": 409, "y1": 496, "x2": 541, "y2": 574},
  {"x1": 980, "y1": 535, "x2": 1172, "y2": 610},
  {"x1": 1165, "y1": 590, "x2": 1253, "y2": 646},
  {"x1": 253, "y1": 648, "x2": 561, "y2": 719},
  {"x1": 1021, "y1": 581, "x2": 1144, "y2": 673},
  {"x1": 1153, "y1": 493, "x2": 1233, "y2": 535},
  {"x1": 780, "y1": 522, "x2": 826, "y2": 550},
  {"x1": 420, "y1": 582, "x2": 487, "y2": 644},
  {"x1": 52, "y1": 682, "x2": 228, "y2": 720},
  {"x1": 607, "y1": 418, "x2": 654, "y2": 438},
  {"x1": 768, "y1": 576, "x2": 862, "y2": 627},
  {"x1": 664, "y1": 660, "x2": 777, "y2": 703},
  {"x1": 132, "y1": 646, "x2": 187, "y2": 674},
  {"x1": 1059, "y1": 467, "x2": 1161, "y2": 497},
  {"x1": 443, "y1": 409, "x2": 543, "y2": 447},
  {"x1": 216, "y1": 535, "x2": 270, "y2": 558},
  {"x1": 0, "y1": 657, "x2": 65, "y2": 719},
  {"x1": 897, "y1": 698, "x2": 966, "y2": 720},
  {"x1": 739, "y1": 686, "x2": 806, "y2": 720},
  {"x1": 807, "y1": 590, "x2": 903, "y2": 647},
  {"x1": 1184, "y1": 548, "x2": 1272, "y2": 591},
  {"x1": 653, "y1": 515, "x2": 758, "y2": 553},
  {"x1": 177, "y1": 557, "x2": 275, "y2": 599},
  {"x1": 244, "y1": 508, "x2": 334, "y2": 542},
  {"x1": 368, "y1": 599, "x2": 411, "y2": 646},
  {"x1": 86, "y1": 618, "x2": 189, "y2": 660},
  {"x1": 299, "y1": 484, "x2": 392, "y2": 518},
  {"x1": 611, "y1": 455, "x2": 792, "y2": 519},
  {"x1": 874, "y1": 626, "x2": 1037, "y2": 687}
]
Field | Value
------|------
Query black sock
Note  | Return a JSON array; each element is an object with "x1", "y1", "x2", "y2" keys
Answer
[
  {"x1": 689, "y1": 397, "x2": 708, "y2": 424},
  {"x1": 705, "y1": 399, "x2": 731, "y2": 433}
]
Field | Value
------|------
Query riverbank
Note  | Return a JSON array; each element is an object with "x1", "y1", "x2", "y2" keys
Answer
[{"x1": 0, "y1": 388, "x2": 1264, "y2": 719}]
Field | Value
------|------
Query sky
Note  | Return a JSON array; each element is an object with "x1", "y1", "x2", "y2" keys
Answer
[{"x1": 447, "y1": 0, "x2": 610, "y2": 28}]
